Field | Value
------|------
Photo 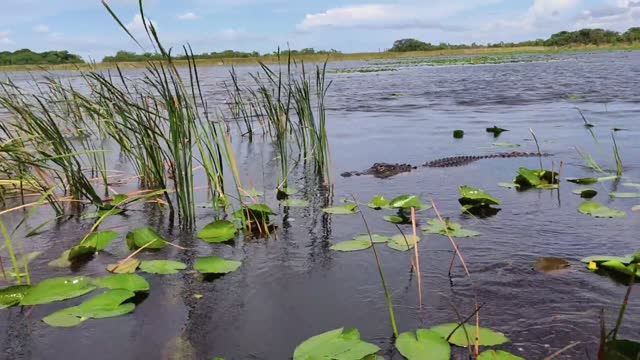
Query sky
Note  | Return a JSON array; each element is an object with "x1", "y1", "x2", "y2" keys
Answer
[{"x1": 0, "y1": 0, "x2": 639, "y2": 61}]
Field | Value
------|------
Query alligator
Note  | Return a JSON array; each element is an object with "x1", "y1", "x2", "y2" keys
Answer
[{"x1": 341, "y1": 151, "x2": 550, "y2": 178}]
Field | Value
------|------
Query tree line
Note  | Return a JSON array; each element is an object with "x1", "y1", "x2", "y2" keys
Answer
[
  {"x1": 101, "y1": 48, "x2": 341, "y2": 62},
  {"x1": 0, "y1": 49, "x2": 83, "y2": 65},
  {"x1": 389, "y1": 27, "x2": 640, "y2": 52}
]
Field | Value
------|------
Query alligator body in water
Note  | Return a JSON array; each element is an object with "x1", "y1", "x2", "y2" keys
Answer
[{"x1": 341, "y1": 151, "x2": 550, "y2": 178}]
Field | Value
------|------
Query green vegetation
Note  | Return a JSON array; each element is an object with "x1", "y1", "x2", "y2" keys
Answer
[
  {"x1": 0, "y1": 49, "x2": 83, "y2": 65},
  {"x1": 102, "y1": 48, "x2": 340, "y2": 62},
  {"x1": 390, "y1": 27, "x2": 640, "y2": 52}
]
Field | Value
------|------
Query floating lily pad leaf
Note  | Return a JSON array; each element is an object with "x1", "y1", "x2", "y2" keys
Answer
[
  {"x1": 492, "y1": 142, "x2": 520, "y2": 148},
  {"x1": 84, "y1": 230, "x2": 119, "y2": 250},
  {"x1": 384, "y1": 215, "x2": 410, "y2": 224},
  {"x1": 498, "y1": 182, "x2": 519, "y2": 189},
  {"x1": 194, "y1": 256, "x2": 241, "y2": 274},
  {"x1": 293, "y1": 327, "x2": 380, "y2": 360},
  {"x1": 534, "y1": 257, "x2": 570, "y2": 272},
  {"x1": 322, "y1": 203, "x2": 359, "y2": 214},
  {"x1": 600, "y1": 261, "x2": 638, "y2": 276},
  {"x1": 572, "y1": 188, "x2": 598, "y2": 199},
  {"x1": 567, "y1": 176, "x2": 618, "y2": 185},
  {"x1": 578, "y1": 201, "x2": 625, "y2": 218},
  {"x1": 197, "y1": 220, "x2": 237, "y2": 243},
  {"x1": 486, "y1": 126, "x2": 508, "y2": 137},
  {"x1": 580, "y1": 255, "x2": 634, "y2": 264},
  {"x1": 353, "y1": 234, "x2": 391, "y2": 244},
  {"x1": 603, "y1": 339, "x2": 640, "y2": 360},
  {"x1": 453, "y1": 130, "x2": 464, "y2": 139},
  {"x1": 68, "y1": 245, "x2": 96, "y2": 261},
  {"x1": 247, "y1": 203, "x2": 276, "y2": 215},
  {"x1": 330, "y1": 240, "x2": 372, "y2": 252},
  {"x1": 48, "y1": 250, "x2": 72, "y2": 268},
  {"x1": 20, "y1": 276, "x2": 96, "y2": 306},
  {"x1": 421, "y1": 219, "x2": 480, "y2": 238},
  {"x1": 367, "y1": 195, "x2": 389, "y2": 209},
  {"x1": 458, "y1": 186, "x2": 500, "y2": 206},
  {"x1": 389, "y1": 195, "x2": 423, "y2": 209},
  {"x1": 139, "y1": 260, "x2": 187, "y2": 275},
  {"x1": 430, "y1": 323, "x2": 509, "y2": 347},
  {"x1": 387, "y1": 234, "x2": 421, "y2": 252},
  {"x1": 280, "y1": 198, "x2": 310, "y2": 207},
  {"x1": 126, "y1": 227, "x2": 167, "y2": 250},
  {"x1": 233, "y1": 203, "x2": 276, "y2": 223},
  {"x1": 111, "y1": 194, "x2": 128, "y2": 206},
  {"x1": 0, "y1": 285, "x2": 32, "y2": 309},
  {"x1": 106, "y1": 258, "x2": 141, "y2": 274},
  {"x1": 610, "y1": 192, "x2": 640, "y2": 198},
  {"x1": 395, "y1": 329, "x2": 450, "y2": 360},
  {"x1": 43, "y1": 289, "x2": 136, "y2": 327},
  {"x1": 94, "y1": 274, "x2": 150, "y2": 292},
  {"x1": 478, "y1": 350, "x2": 524, "y2": 360}
]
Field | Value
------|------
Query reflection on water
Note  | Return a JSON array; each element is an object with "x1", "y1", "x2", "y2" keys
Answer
[{"x1": 1, "y1": 51, "x2": 640, "y2": 359}]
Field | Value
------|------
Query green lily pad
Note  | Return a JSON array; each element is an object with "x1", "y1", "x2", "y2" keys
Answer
[
  {"x1": 247, "y1": 203, "x2": 276, "y2": 215},
  {"x1": 68, "y1": 230, "x2": 120, "y2": 261},
  {"x1": 111, "y1": 194, "x2": 128, "y2": 206},
  {"x1": 458, "y1": 186, "x2": 500, "y2": 206},
  {"x1": 514, "y1": 168, "x2": 558, "y2": 189},
  {"x1": 497, "y1": 182, "x2": 520, "y2": 189},
  {"x1": 48, "y1": 250, "x2": 72, "y2": 268},
  {"x1": 567, "y1": 175, "x2": 618, "y2": 185},
  {"x1": 534, "y1": 257, "x2": 570, "y2": 272},
  {"x1": 421, "y1": 218, "x2": 480, "y2": 238},
  {"x1": 492, "y1": 142, "x2": 520, "y2": 148},
  {"x1": 0, "y1": 285, "x2": 32, "y2": 309},
  {"x1": 322, "y1": 203, "x2": 359, "y2": 214},
  {"x1": 387, "y1": 234, "x2": 421, "y2": 252},
  {"x1": 367, "y1": 195, "x2": 389, "y2": 209},
  {"x1": 572, "y1": 188, "x2": 598, "y2": 199},
  {"x1": 330, "y1": 240, "x2": 372, "y2": 252},
  {"x1": 486, "y1": 126, "x2": 508, "y2": 136},
  {"x1": 353, "y1": 234, "x2": 391, "y2": 244},
  {"x1": 600, "y1": 261, "x2": 638, "y2": 276},
  {"x1": 139, "y1": 260, "x2": 187, "y2": 275},
  {"x1": 578, "y1": 201, "x2": 625, "y2": 218},
  {"x1": 384, "y1": 215, "x2": 410, "y2": 224},
  {"x1": 603, "y1": 339, "x2": 640, "y2": 359},
  {"x1": 581, "y1": 255, "x2": 634, "y2": 264},
  {"x1": 280, "y1": 199, "x2": 310, "y2": 207},
  {"x1": 478, "y1": 350, "x2": 524, "y2": 360},
  {"x1": 43, "y1": 289, "x2": 136, "y2": 327},
  {"x1": 430, "y1": 323, "x2": 509, "y2": 347},
  {"x1": 197, "y1": 220, "x2": 237, "y2": 243},
  {"x1": 20, "y1": 276, "x2": 96, "y2": 305},
  {"x1": 107, "y1": 258, "x2": 141, "y2": 274},
  {"x1": 94, "y1": 274, "x2": 150, "y2": 292},
  {"x1": 389, "y1": 195, "x2": 424, "y2": 209},
  {"x1": 453, "y1": 130, "x2": 464, "y2": 139},
  {"x1": 233, "y1": 203, "x2": 276, "y2": 223},
  {"x1": 126, "y1": 227, "x2": 167, "y2": 250},
  {"x1": 610, "y1": 192, "x2": 640, "y2": 198},
  {"x1": 293, "y1": 327, "x2": 380, "y2": 360},
  {"x1": 395, "y1": 329, "x2": 450, "y2": 360},
  {"x1": 194, "y1": 256, "x2": 242, "y2": 274}
]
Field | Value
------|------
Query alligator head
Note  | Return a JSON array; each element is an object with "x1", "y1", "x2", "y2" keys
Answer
[{"x1": 341, "y1": 162, "x2": 416, "y2": 179}]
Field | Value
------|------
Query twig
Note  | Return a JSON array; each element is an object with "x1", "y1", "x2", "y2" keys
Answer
[
  {"x1": 411, "y1": 207, "x2": 422, "y2": 308},
  {"x1": 543, "y1": 342, "x2": 581, "y2": 360}
]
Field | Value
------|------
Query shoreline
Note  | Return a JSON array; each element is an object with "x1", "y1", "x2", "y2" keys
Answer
[{"x1": 1, "y1": 44, "x2": 639, "y2": 72}]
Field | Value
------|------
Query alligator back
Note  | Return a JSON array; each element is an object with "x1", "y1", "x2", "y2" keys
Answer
[{"x1": 423, "y1": 151, "x2": 549, "y2": 168}]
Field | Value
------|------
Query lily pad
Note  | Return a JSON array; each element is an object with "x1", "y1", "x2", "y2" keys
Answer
[
  {"x1": 367, "y1": 195, "x2": 389, "y2": 209},
  {"x1": 194, "y1": 256, "x2": 242, "y2": 274},
  {"x1": 94, "y1": 274, "x2": 150, "y2": 292},
  {"x1": 603, "y1": 339, "x2": 640, "y2": 359},
  {"x1": 293, "y1": 327, "x2": 380, "y2": 360},
  {"x1": 453, "y1": 130, "x2": 464, "y2": 139},
  {"x1": 107, "y1": 258, "x2": 141, "y2": 274},
  {"x1": 478, "y1": 350, "x2": 524, "y2": 360},
  {"x1": 395, "y1": 329, "x2": 450, "y2": 360},
  {"x1": 67, "y1": 230, "x2": 120, "y2": 261},
  {"x1": 353, "y1": 234, "x2": 391, "y2": 244},
  {"x1": 387, "y1": 234, "x2": 421, "y2": 252},
  {"x1": 430, "y1": 323, "x2": 509, "y2": 347},
  {"x1": 280, "y1": 199, "x2": 310, "y2": 207},
  {"x1": 514, "y1": 168, "x2": 558, "y2": 189},
  {"x1": 578, "y1": 201, "x2": 625, "y2": 218},
  {"x1": 567, "y1": 175, "x2": 618, "y2": 185},
  {"x1": 486, "y1": 126, "x2": 508, "y2": 136},
  {"x1": 197, "y1": 220, "x2": 237, "y2": 243},
  {"x1": 384, "y1": 215, "x2": 410, "y2": 224},
  {"x1": 600, "y1": 260, "x2": 637, "y2": 276},
  {"x1": 572, "y1": 188, "x2": 598, "y2": 199},
  {"x1": 126, "y1": 227, "x2": 167, "y2": 250},
  {"x1": 581, "y1": 255, "x2": 634, "y2": 264},
  {"x1": 389, "y1": 195, "x2": 424, "y2": 209},
  {"x1": 20, "y1": 276, "x2": 96, "y2": 306},
  {"x1": 421, "y1": 219, "x2": 480, "y2": 238},
  {"x1": 43, "y1": 289, "x2": 136, "y2": 327},
  {"x1": 330, "y1": 240, "x2": 372, "y2": 252},
  {"x1": 534, "y1": 257, "x2": 570, "y2": 272},
  {"x1": 610, "y1": 192, "x2": 640, "y2": 198},
  {"x1": 458, "y1": 186, "x2": 500, "y2": 206},
  {"x1": 139, "y1": 260, "x2": 187, "y2": 275},
  {"x1": 0, "y1": 285, "x2": 32, "y2": 309},
  {"x1": 322, "y1": 203, "x2": 359, "y2": 215}
]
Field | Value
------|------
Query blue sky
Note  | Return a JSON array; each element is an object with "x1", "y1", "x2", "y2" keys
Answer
[{"x1": 0, "y1": 0, "x2": 639, "y2": 61}]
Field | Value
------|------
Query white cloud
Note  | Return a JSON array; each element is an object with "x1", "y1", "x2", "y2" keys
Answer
[
  {"x1": 575, "y1": 0, "x2": 640, "y2": 30},
  {"x1": 482, "y1": 0, "x2": 582, "y2": 33},
  {"x1": 126, "y1": 14, "x2": 157, "y2": 35},
  {"x1": 33, "y1": 24, "x2": 50, "y2": 33},
  {"x1": 296, "y1": 2, "x2": 495, "y2": 31},
  {"x1": 0, "y1": 30, "x2": 11, "y2": 44},
  {"x1": 178, "y1": 11, "x2": 200, "y2": 20}
]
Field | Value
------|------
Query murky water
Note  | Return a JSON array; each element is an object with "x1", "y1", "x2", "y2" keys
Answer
[{"x1": 2, "y1": 51, "x2": 640, "y2": 359}]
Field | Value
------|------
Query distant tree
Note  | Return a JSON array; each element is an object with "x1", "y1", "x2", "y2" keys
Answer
[
  {"x1": 623, "y1": 27, "x2": 640, "y2": 42},
  {"x1": 0, "y1": 49, "x2": 83, "y2": 65}
]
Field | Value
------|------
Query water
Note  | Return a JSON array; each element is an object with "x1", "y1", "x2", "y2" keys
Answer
[{"x1": 2, "y1": 51, "x2": 640, "y2": 359}]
